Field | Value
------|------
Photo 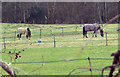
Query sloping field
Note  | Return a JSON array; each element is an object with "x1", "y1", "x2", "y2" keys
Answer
[
  {"x1": 2, "y1": 45, "x2": 118, "y2": 75},
  {"x1": 1, "y1": 23, "x2": 119, "y2": 76}
]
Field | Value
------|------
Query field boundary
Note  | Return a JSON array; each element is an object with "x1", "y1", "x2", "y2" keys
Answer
[
  {"x1": 12, "y1": 58, "x2": 113, "y2": 64},
  {"x1": 1, "y1": 32, "x2": 118, "y2": 49}
]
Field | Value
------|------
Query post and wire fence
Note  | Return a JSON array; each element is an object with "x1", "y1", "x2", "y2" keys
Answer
[
  {"x1": 1, "y1": 25, "x2": 118, "y2": 49},
  {"x1": 1, "y1": 32, "x2": 118, "y2": 49},
  {"x1": 105, "y1": 32, "x2": 108, "y2": 46}
]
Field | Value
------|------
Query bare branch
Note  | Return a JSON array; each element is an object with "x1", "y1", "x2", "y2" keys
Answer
[{"x1": 0, "y1": 61, "x2": 16, "y2": 77}]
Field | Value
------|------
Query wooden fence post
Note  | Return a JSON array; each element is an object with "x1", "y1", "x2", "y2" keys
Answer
[
  {"x1": 50, "y1": 29, "x2": 52, "y2": 35},
  {"x1": 88, "y1": 57, "x2": 92, "y2": 77},
  {"x1": 62, "y1": 27, "x2": 64, "y2": 36},
  {"x1": 105, "y1": 32, "x2": 108, "y2": 46},
  {"x1": 40, "y1": 29, "x2": 42, "y2": 39},
  {"x1": 75, "y1": 26, "x2": 77, "y2": 32},
  {"x1": 3, "y1": 37, "x2": 6, "y2": 49},
  {"x1": 53, "y1": 35, "x2": 56, "y2": 48},
  {"x1": 14, "y1": 31, "x2": 16, "y2": 41}
]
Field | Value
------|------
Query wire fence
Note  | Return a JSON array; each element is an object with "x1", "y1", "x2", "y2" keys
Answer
[
  {"x1": 1, "y1": 25, "x2": 118, "y2": 35},
  {"x1": 1, "y1": 30, "x2": 117, "y2": 76},
  {"x1": 0, "y1": 27, "x2": 118, "y2": 39},
  {"x1": 1, "y1": 25, "x2": 118, "y2": 49},
  {"x1": 11, "y1": 57, "x2": 113, "y2": 64},
  {"x1": 9, "y1": 57, "x2": 112, "y2": 76},
  {"x1": 1, "y1": 16, "x2": 119, "y2": 76},
  {"x1": 1, "y1": 32, "x2": 118, "y2": 49}
]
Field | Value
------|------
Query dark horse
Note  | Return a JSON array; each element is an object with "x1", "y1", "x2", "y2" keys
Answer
[
  {"x1": 17, "y1": 27, "x2": 31, "y2": 40},
  {"x1": 83, "y1": 23, "x2": 104, "y2": 38}
]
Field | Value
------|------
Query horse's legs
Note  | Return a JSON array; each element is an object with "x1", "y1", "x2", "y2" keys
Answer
[
  {"x1": 17, "y1": 34, "x2": 20, "y2": 40},
  {"x1": 29, "y1": 35, "x2": 31, "y2": 40},
  {"x1": 85, "y1": 32, "x2": 88, "y2": 38},
  {"x1": 83, "y1": 34, "x2": 85, "y2": 38},
  {"x1": 20, "y1": 33, "x2": 22, "y2": 39},
  {"x1": 92, "y1": 34, "x2": 97, "y2": 37},
  {"x1": 83, "y1": 32, "x2": 87, "y2": 38},
  {"x1": 83, "y1": 31, "x2": 88, "y2": 38},
  {"x1": 95, "y1": 34, "x2": 97, "y2": 37},
  {"x1": 83, "y1": 33, "x2": 85, "y2": 38},
  {"x1": 26, "y1": 35, "x2": 28, "y2": 39},
  {"x1": 83, "y1": 35, "x2": 85, "y2": 38},
  {"x1": 28, "y1": 36, "x2": 31, "y2": 40},
  {"x1": 29, "y1": 37, "x2": 30, "y2": 40},
  {"x1": 93, "y1": 31, "x2": 97, "y2": 37},
  {"x1": 92, "y1": 34, "x2": 94, "y2": 37},
  {"x1": 95, "y1": 31, "x2": 97, "y2": 37},
  {"x1": 26, "y1": 35, "x2": 31, "y2": 40},
  {"x1": 27, "y1": 29, "x2": 31, "y2": 40}
]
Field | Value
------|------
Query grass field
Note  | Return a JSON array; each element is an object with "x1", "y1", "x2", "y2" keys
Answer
[
  {"x1": 2, "y1": 45, "x2": 118, "y2": 75},
  {"x1": 1, "y1": 23, "x2": 118, "y2": 48},
  {"x1": 1, "y1": 23, "x2": 119, "y2": 76}
]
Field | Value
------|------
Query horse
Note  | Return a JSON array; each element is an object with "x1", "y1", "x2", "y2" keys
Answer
[
  {"x1": 17, "y1": 27, "x2": 31, "y2": 40},
  {"x1": 83, "y1": 23, "x2": 104, "y2": 38}
]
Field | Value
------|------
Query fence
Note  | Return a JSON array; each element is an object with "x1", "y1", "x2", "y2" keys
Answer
[
  {"x1": 1, "y1": 32, "x2": 118, "y2": 49},
  {"x1": 1, "y1": 25, "x2": 118, "y2": 49},
  {"x1": 11, "y1": 57, "x2": 113, "y2": 64},
  {"x1": 9, "y1": 57, "x2": 113, "y2": 75},
  {"x1": 1, "y1": 24, "x2": 119, "y2": 76},
  {"x1": 1, "y1": 26, "x2": 82, "y2": 35},
  {"x1": 1, "y1": 25, "x2": 118, "y2": 36}
]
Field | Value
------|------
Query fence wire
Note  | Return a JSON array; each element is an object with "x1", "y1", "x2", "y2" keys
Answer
[
  {"x1": 1, "y1": 24, "x2": 118, "y2": 49},
  {"x1": 0, "y1": 32, "x2": 118, "y2": 49}
]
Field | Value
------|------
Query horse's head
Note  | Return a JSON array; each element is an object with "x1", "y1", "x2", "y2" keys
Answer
[
  {"x1": 100, "y1": 29, "x2": 104, "y2": 37},
  {"x1": 27, "y1": 28, "x2": 30, "y2": 31},
  {"x1": 27, "y1": 28, "x2": 31, "y2": 39}
]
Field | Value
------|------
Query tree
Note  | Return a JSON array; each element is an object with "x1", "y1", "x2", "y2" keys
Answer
[{"x1": 2, "y1": 2, "x2": 119, "y2": 24}]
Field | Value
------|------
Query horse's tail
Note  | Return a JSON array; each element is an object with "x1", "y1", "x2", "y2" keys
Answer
[{"x1": 83, "y1": 26, "x2": 86, "y2": 35}]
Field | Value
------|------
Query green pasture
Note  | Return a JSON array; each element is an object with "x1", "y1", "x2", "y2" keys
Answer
[
  {"x1": 1, "y1": 33, "x2": 118, "y2": 49},
  {"x1": 1, "y1": 23, "x2": 118, "y2": 36},
  {"x1": 1, "y1": 23, "x2": 119, "y2": 75},
  {"x1": 2, "y1": 45, "x2": 118, "y2": 75},
  {"x1": 1, "y1": 23, "x2": 119, "y2": 49}
]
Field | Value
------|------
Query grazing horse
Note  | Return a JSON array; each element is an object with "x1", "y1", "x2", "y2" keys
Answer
[
  {"x1": 17, "y1": 27, "x2": 31, "y2": 40},
  {"x1": 83, "y1": 23, "x2": 104, "y2": 38}
]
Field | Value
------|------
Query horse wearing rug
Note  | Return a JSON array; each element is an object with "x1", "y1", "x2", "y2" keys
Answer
[
  {"x1": 83, "y1": 23, "x2": 104, "y2": 38},
  {"x1": 17, "y1": 27, "x2": 31, "y2": 40}
]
